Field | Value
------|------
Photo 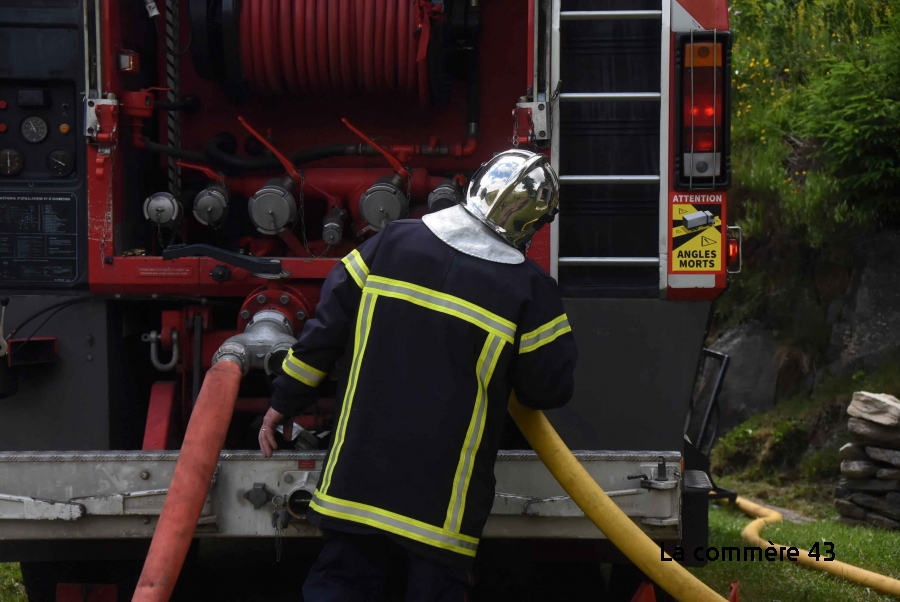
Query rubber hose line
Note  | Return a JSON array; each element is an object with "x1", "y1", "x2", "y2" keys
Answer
[
  {"x1": 306, "y1": 0, "x2": 320, "y2": 93},
  {"x1": 240, "y1": 0, "x2": 427, "y2": 104},
  {"x1": 384, "y1": 0, "x2": 396, "y2": 88},
  {"x1": 251, "y1": 0, "x2": 266, "y2": 92},
  {"x1": 281, "y1": 0, "x2": 299, "y2": 94},
  {"x1": 328, "y1": 0, "x2": 341, "y2": 90},
  {"x1": 374, "y1": 0, "x2": 386, "y2": 90},
  {"x1": 262, "y1": 0, "x2": 284, "y2": 93},
  {"x1": 292, "y1": 1, "x2": 309, "y2": 90},
  {"x1": 240, "y1": 0, "x2": 256, "y2": 89}
]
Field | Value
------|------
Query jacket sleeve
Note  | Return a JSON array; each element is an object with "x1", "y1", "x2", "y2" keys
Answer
[
  {"x1": 270, "y1": 234, "x2": 383, "y2": 415},
  {"x1": 509, "y1": 272, "x2": 577, "y2": 410}
]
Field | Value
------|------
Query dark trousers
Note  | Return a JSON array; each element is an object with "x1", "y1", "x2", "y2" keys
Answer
[{"x1": 303, "y1": 530, "x2": 474, "y2": 602}]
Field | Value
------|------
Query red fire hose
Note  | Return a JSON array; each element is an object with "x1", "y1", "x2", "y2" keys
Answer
[
  {"x1": 240, "y1": 0, "x2": 429, "y2": 104},
  {"x1": 132, "y1": 360, "x2": 243, "y2": 601}
]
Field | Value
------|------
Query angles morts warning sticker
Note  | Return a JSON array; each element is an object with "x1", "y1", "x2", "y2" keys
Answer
[{"x1": 671, "y1": 193, "x2": 723, "y2": 272}]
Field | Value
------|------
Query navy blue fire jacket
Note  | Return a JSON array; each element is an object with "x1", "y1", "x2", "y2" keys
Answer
[{"x1": 270, "y1": 219, "x2": 577, "y2": 566}]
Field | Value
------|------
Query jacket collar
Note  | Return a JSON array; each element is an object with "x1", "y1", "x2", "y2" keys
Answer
[{"x1": 422, "y1": 204, "x2": 525, "y2": 265}]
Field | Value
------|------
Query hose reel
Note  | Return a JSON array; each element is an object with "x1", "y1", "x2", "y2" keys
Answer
[{"x1": 188, "y1": 0, "x2": 476, "y2": 104}]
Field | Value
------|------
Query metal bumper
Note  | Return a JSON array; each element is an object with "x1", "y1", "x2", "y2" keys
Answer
[{"x1": 0, "y1": 450, "x2": 682, "y2": 541}]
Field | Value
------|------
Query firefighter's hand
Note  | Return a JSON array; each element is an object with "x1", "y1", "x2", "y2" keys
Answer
[{"x1": 259, "y1": 408, "x2": 285, "y2": 458}]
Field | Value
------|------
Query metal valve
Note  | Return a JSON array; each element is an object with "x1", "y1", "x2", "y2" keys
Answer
[
  {"x1": 321, "y1": 206, "x2": 346, "y2": 246},
  {"x1": 143, "y1": 192, "x2": 182, "y2": 228},
  {"x1": 427, "y1": 180, "x2": 462, "y2": 213},
  {"x1": 248, "y1": 177, "x2": 297, "y2": 235},
  {"x1": 359, "y1": 174, "x2": 407, "y2": 231},
  {"x1": 193, "y1": 185, "x2": 229, "y2": 228}
]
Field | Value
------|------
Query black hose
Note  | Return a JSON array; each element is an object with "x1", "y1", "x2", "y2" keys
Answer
[
  {"x1": 141, "y1": 138, "x2": 207, "y2": 163},
  {"x1": 203, "y1": 135, "x2": 363, "y2": 171},
  {"x1": 6, "y1": 295, "x2": 237, "y2": 342},
  {"x1": 12, "y1": 302, "x2": 82, "y2": 353},
  {"x1": 5, "y1": 296, "x2": 92, "y2": 340}
]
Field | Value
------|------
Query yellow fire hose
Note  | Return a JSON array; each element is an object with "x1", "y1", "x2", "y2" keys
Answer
[
  {"x1": 734, "y1": 496, "x2": 900, "y2": 597},
  {"x1": 508, "y1": 395, "x2": 726, "y2": 602},
  {"x1": 510, "y1": 395, "x2": 900, "y2": 599}
]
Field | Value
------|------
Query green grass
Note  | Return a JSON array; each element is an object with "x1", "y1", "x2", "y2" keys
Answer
[
  {"x1": 691, "y1": 503, "x2": 900, "y2": 601},
  {"x1": 0, "y1": 564, "x2": 25, "y2": 602},
  {"x1": 715, "y1": 474, "x2": 836, "y2": 520}
]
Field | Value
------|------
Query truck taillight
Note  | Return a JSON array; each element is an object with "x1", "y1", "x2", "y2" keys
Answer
[{"x1": 676, "y1": 33, "x2": 733, "y2": 189}]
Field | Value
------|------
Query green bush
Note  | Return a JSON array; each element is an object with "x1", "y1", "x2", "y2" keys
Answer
[{"x1": 730, "y1": 0, "x2": 900, "y2": 246}]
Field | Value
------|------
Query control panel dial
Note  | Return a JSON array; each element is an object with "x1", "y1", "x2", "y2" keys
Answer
[
  {"x1": 21, "y1": 116, "x2": 48, "y2": 144},
  {"x1": 0, "y1": 148, "x2": 23, "y2": 176},
  {"x1": 46, "y1": 150, "x2": 74, "y2": 177}
]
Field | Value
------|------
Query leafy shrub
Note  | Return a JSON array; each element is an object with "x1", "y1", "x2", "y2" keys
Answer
[{"x1": 729, "y1": 0, "x2": 900, "y2": 245}]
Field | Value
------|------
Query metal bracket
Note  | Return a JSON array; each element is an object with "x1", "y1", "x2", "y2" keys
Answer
[
  {"x1": 0, "y1": 494, "x2": 84, "y2": 521},
  {"x1": 514, "y1": 101, "x2": 551, "y2": 146},
  {"x1": 642, "y1": 517, "x2": 679, "y2": 527},
  {"x1": 84, "y1": 98, "x2": 119, "y2": 141},
  {"x1": 72, "y1": 488, "x2": 213, "y2": 517}
]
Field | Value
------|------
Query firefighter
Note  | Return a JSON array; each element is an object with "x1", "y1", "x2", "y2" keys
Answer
[{"x1": 259, "y1": 149, "x2": 577, "y2": 601}]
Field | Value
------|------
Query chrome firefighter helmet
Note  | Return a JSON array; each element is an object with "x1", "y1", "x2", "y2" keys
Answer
[{"x1": 464, "y1": 150, "x2": 560, "y2": 249}]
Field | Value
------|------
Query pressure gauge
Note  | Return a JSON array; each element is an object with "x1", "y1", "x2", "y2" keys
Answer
[
  {"x1": 0, "y1": 149, "x2": 23, "y2": 177},
  {"x1": 21, "y1": 116, "x2": 48, "y2": 144},
  {"x1": 46, "y1": 150, "x2": 74, "y2": 177}
]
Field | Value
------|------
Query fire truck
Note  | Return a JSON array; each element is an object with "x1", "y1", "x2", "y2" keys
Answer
[{"x1": 0, "y1": 0, "x2": 736, "y2": 598}]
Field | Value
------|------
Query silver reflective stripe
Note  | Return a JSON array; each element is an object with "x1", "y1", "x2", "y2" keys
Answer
[
  {"x1": 311, "y1": 493, "x2": 479, "y2": 553},
  {"x1": 520, "y1": 317, "x2": 571, "y2": 354},
  {"x1": 447, "y1": 335, "x2": 504, "y2": 532},
  {"x1": 364, "y1": 277, "x2": 516, "y2": 342},
  {"x1": 342, "y1": 250, "x2": 369, "y2": 289},
  {"x1": 283, "y1": 351, "x2": 327, "y2": 387}
]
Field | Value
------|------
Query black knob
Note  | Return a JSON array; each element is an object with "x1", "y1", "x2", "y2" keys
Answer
[{"x1": 210, "y1": 264, "x2": 232, "y2": 283}]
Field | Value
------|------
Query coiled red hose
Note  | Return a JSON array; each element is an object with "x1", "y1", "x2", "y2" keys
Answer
[{"x1": 240, "y1": 0, "x2": 428, "y2": 104}]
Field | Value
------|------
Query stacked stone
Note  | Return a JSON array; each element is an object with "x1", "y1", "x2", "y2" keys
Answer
[{"x1": 834, "y1": 392, "x2": 900, "y2": 530}]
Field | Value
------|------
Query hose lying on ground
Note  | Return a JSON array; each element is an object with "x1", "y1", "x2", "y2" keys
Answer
[
  {"x1": 508, "y1": 394, "x2": 726, "y2": 602},
  {"x1": 734, "y1": 496, "x2": 900, "y2": 598}
]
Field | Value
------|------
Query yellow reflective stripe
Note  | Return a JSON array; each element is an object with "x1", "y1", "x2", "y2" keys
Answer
[
  {"x1": 445, "y1": 335, "x2": 504, "y2": 532},
  {"x1": 311, "y1": 491, "x2": 479, "y2": 556},
  {"x1": 519, "y1": 314, "x2": 571, "y2": 354},
  {"x1": 341, "y1": 249, "x2": 370, "y2": 289},
  {"x1": 320, "y1": 292, "x2": 378, "y2": 494},
  {"x1": 365, "y1": 275, "x2": 516, "y2": 344},
  {"x1": 281, "y1": 349, "x2": 328, "y2": 387}
]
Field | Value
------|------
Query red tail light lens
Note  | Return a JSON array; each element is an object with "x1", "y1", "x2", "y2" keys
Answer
[
  {"x1": 727, "y1": 237, "x2": 739, "y2": 264},
  {"x1": 683, "y1": 43, "x2": 723, "y2": 158},
  {"x1": 676, "y1": 34, "x2": 732, "y2": 189}
]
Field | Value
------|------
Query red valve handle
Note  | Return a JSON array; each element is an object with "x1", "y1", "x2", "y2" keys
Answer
[
  {"x1": 341, "y1": 118, "x2": 409, "y2": 180},
  {"x1": 176, "y1": 160, "x2": 222, "y2": 183},
  {"x1": 238, "y1": 116, "x2": 303, "y2": 187}
]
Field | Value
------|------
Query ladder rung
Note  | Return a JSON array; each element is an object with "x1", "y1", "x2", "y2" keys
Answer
[
  {"x1": 560, "y1": 175, "x2": 660, "y2": 184},
  {"x1": 560, "y1": 92, "x2": 661, "y2": 102},
  {"x1": 560, "y1": 10, "x2": 663, "y2": 21},
  {"x1": 559, "y1": 257, "x2": 660, "y2": 267}
]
